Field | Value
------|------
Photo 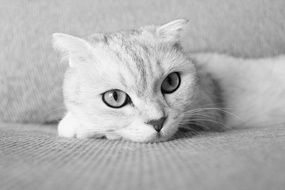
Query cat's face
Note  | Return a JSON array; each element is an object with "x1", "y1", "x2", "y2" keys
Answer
[{"x1": 54, "y1": 19, "x2": 198, "y2": 142}]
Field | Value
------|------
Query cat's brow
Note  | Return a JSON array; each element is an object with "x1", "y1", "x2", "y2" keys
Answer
[
  {"x1": 125, "y1": 43, "x2": 149, "y2": 94},
  {"x1": 119, "y1": 74, "x2": 127, "y2": 88},
  {"x1": 108, "y1": 37, "x2": 151, "y2": 95}
]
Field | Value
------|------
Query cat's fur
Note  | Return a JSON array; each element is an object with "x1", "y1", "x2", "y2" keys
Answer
[
  {"x1": 53, "y1": 19, "x2": 285, "y2": 142},
  {"x1": 192, "y1": 53, "x2": 285, "y2": 129}
]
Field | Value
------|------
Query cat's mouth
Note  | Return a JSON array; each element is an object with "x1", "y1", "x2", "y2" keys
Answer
[
  {"x1": 145, "y1": 130, "x2": 177, "y2": 143},
  {"x1": 151, "y1": 132, "x2": 164, "y2": 142}
]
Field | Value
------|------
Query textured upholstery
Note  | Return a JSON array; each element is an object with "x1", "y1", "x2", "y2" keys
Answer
[{"x1": 1, "y1": 123, "x2": 285, "y2": 190}]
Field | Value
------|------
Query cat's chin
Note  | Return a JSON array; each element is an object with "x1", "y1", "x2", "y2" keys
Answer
[
  {"x1": 119, "y1": 133, "x2": 170, "y2": 143},
  {"x1": 102, "y1": 131, "x2": 171, "y2": 143},
  {"x1": 114, "y1": 127, "x2": 176, "y2": 143},
  {"x1": 116, "y1": 131, "x2": 158, "y2": 143}
]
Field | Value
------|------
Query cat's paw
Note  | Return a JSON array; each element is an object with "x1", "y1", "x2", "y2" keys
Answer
[
  {"x1": 58, "y1": 113, "x2": 78, "y2": 138},
  {"x1": 105, "y1": 133, "x2": 122, "y2": 140},
  {"x1": 76, "y1": 131, "x2": 104, "y2": 139},
  {"x1": 58, "y1": 112, "x2": 105, "y2": 139}
]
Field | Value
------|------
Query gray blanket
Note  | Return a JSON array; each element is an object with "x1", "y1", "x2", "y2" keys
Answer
[{"x1": 1, "y1": 123, "x2": 284, "y2": 190}]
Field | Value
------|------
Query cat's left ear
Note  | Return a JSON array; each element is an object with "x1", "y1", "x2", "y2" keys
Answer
[
  {"x1": 52, "y1": 33, "x2": 92, "y2": 67},
  {"x1": 156, "y1": 19, "x2": 188, "y2": 43}
]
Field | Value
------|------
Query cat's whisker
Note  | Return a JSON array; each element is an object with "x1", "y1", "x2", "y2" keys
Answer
[
  {"x1": 182, "y1": 112, "x2": 218, "y2": 119},
  {"x1": 182, "y1": 117, "x2": 225, "y2": 127},
  {"x1": 178, "y1": 125, "x2": 203, "y2": 135},
  {"x1": 184, "y1": 107, "x2": 242, "y2": 121},
  {"x1": 178, "y1": 121, "x2": 211, "y2": 130},
  {"x1": 179, "y1": 110, "x2": 228, "y2": 130}
]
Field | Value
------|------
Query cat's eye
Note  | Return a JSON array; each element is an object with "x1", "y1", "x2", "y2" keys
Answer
[
  {"x1": 161, "y1": 72, "x2": 181, "y2": 94},
  {"x1": 102, "y1": 89, "x2": 130, "y2": 108}
]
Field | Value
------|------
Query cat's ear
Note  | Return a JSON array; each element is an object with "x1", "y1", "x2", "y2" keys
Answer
[
  {"x1": 52, "y1": 33, "x2": 92, "y2": 67},
  {"x1": 156, "y1": 19, "x2": 188, "y2": 43}
]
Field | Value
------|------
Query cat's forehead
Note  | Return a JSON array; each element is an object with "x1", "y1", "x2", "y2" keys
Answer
[
  {"x1": 107, "y1": 35, "x2": 162, "y2": 95},
  {"x1": 86, "y1": 31, "x2": 193, "y2": 95}
]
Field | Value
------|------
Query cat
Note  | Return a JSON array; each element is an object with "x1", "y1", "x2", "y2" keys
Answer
[{"x1": 52, "y1": 19, "x2": 285, "y2": 143}]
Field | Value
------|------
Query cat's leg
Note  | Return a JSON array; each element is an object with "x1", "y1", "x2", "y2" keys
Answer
[{"x1": 58, "y1": 112, "x2": 78, "y2": 138}]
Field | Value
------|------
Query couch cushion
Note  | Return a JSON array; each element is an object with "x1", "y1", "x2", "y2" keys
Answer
[
  {"x1": 1, "y1": 0, "x2": 285, "y2": 123},
  {"x1": 1, "y1": 123, "x2": 285, "y2": 190}
]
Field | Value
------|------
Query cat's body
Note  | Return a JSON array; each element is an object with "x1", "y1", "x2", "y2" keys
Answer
[
  {"x1": 193, "y1": 53, "x2": 285, "y2": 129},
  {"x1": 53, "y1": 19, "x2": 285, "y2": 142}
]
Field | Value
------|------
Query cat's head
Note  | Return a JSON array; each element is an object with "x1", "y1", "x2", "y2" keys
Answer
[{"x1": 53, "y1": 19, "x2": 198, "y2": 142}]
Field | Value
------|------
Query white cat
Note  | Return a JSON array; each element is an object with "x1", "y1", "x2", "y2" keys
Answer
[{"x1": 53, "y1": 19, "x2": 285, "y2": 142}]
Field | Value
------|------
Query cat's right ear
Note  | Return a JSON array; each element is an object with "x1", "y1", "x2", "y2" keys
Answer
[
  {"x1": 52, "y1": 33, "x2": 91, "y2": 67},
  {"x1": 156, "y1": 19, "x2": 188, "y2": 43}
]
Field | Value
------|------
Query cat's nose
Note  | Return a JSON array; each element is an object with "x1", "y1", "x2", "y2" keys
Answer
[{"x1": 146, "y1": 117, "x2": 167, "y2": 132}]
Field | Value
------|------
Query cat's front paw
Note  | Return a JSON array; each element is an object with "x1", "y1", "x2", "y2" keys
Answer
[
  {"x1": 105, "y1": 133, "x2": 122, "y2": 140},
  {"x1": 58, "y1": 113, "x2": 78, "y2": 138},
  {"x1": 58, "y1": 112, "x2": 105, "y2": 139}
]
